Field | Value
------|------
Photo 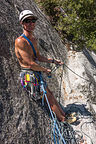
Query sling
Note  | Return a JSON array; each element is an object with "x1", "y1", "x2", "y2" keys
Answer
[{"x1": 21, "y1": 34, "x2": 37, "y2": 58}]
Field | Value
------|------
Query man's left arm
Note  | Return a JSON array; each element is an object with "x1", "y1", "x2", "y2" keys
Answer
[
  {"x1": 35, "y1": 40, "x2": 64, "y2": 65},
  {"x1": 37, "y1": 54, "x2": 64, "y2": 65}
]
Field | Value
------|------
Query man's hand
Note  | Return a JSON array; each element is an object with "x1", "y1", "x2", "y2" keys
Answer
[
  {"x1": 45, "y1": 69, "x2": 52, "y2": 78},
  {"x1": 45, "y1": 69, "x2": 51, "y2": 73},
  {"x1": 54, "y1": 59, "x2": 64, "y2": 65},
  {"x1": 44, "y1": 69, "x2": 51, "y2": 77}
]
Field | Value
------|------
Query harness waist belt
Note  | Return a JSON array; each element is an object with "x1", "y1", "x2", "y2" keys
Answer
[{"x1": 21, "y1": 67, "x2": 33, "y2": 71}]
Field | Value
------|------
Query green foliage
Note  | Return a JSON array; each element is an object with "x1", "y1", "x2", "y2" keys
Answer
[{"x1": 35, "y1": 0, "x2": 96, "y2": 52}]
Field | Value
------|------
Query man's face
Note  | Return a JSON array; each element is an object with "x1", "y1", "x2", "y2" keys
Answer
[{"x1": 21, "y1": 16, "x2": 37, "y2": 32}]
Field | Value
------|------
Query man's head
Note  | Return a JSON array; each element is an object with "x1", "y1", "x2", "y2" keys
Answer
[
  {"x1": 19, "y1": 10, "x2": 38, "y2": 23},
  {"x1": 19, "y1": 10, "x2": 38, "y2": 32}
]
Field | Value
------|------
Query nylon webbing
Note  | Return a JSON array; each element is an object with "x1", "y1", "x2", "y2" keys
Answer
[{"x1": 21, "y1": 34, "x2": 37, "y2": 58}]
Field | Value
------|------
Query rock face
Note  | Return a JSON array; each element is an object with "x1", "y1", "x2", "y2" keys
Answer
[
  {"x1": 0, "y1": 0, "x2": 67, "y2": 143},
  {"x1": 0, "y1": 0, "x2": 96, "y2": 144},
  {"x1": 62, "y1": 49, "x2": 96, "y2": 104},
  {"x1": 61, "y1": 50, "x2": 96, "y2": 144}
]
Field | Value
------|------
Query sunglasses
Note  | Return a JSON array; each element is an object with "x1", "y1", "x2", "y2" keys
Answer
[{"x1": 23, "y1": 18, "x2": 37, "y2": 23}]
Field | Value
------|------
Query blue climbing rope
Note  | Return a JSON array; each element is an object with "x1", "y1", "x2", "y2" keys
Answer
[{"x1": 37, "y1": 72, "x2": 66, "y2": 144}]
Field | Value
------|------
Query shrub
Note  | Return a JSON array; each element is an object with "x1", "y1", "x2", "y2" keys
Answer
[{"x1": 35, "y1": 0, "x2": 96, "y2": 52}]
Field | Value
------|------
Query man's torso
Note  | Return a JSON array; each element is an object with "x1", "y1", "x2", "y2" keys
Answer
[{"x1": 15, "y1": 35, "x2": 39, "y2": 68}]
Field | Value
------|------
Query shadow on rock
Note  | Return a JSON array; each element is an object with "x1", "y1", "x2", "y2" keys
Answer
[{"x1": 60, "y1": 103, "x2": 92, "y2": 126}]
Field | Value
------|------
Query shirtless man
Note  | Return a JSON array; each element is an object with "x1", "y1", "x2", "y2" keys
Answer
[{"x1": 15, "y1": 10, "x2": 65, "y2": 122}]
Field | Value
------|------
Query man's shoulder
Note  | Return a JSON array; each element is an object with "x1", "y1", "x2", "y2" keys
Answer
[
  {"x1": 15, "y1": 35, "x2": 26, "y2": 47},
  {"x1": 15, "y1": 35, "x2": 23, "y2": 43}
]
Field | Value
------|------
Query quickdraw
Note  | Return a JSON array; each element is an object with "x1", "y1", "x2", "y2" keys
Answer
[{"x1": 20, "y1": 70, "x2": 42, "y2": 101}]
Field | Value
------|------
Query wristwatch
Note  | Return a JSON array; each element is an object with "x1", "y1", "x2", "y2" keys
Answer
[{"x1": 52, "y1": 59, "x2": 54, "y2": 63}]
